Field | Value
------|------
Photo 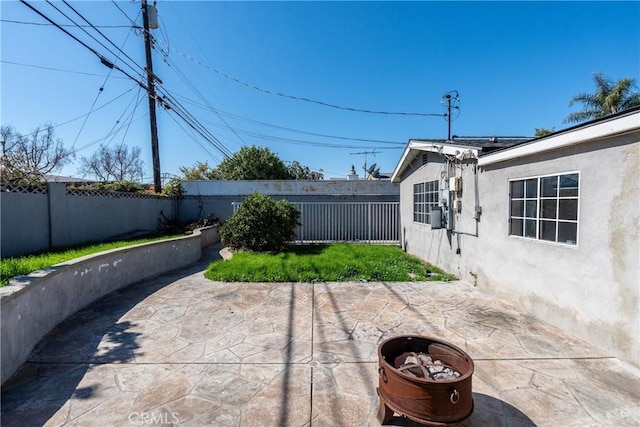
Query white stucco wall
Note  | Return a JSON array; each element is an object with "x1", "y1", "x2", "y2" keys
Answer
[
  {"x1": 399, "y1": 132, "x2": 639, "y2": 366},
  {"x1": 178, "y1": 179, "x2": 400, "y2": 223},
  {"x1": 181, "y1": 179, "x2": 399, "y2": 197}
]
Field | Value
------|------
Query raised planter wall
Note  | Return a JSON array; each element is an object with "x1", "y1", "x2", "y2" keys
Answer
[{"x1": 0, "y1": 226, "x2": 220, "y2": 385}]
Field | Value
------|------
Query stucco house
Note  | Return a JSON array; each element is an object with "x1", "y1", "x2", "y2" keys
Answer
[{"x1": 391, "y1": 106, "x2": 640, "y2": 366}]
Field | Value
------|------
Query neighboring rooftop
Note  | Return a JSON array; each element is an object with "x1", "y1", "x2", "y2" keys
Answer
[
  {"x1": 392, "y1": 106, "x2": 640, "y2": 183},
  {"x1": 412, "y1": 136, "x2": 531, "y2": 155},
  {"x1": 44, "y1": 174, "x2": 94, "y2": 184}
]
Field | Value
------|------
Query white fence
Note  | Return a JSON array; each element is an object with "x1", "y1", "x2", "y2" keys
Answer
[{"x1": 233, "y1": 201, "x2": 400, "y2": 244}]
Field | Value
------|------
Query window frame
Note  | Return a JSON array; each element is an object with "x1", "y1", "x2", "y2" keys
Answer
[
  {"x1": 508, "y1": 171, "x2": 580, "y2": 246},
  {"x1": 413, "y1": 180, "x2": 439, "y2": 225}
]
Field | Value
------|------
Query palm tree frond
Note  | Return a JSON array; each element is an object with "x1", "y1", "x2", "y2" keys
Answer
[{"x1": 565, "y1": 73, "x2": 640, "y2": 123}]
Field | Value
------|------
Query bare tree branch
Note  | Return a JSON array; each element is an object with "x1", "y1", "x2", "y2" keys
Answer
[
  {"x1": 80, "y1": 144, "x2": 143, "y2": 182},
  {"x1": 0, "y1": 124, "x2": 73, "y2": 183}
]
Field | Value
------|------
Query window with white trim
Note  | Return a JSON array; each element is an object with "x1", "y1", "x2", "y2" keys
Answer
[
  {"x1": 414, "y1": 180, "x2": 439, "y2": 224},
  {"x1": 509, "y1": 172, "x2": 579, "y2": 245}
]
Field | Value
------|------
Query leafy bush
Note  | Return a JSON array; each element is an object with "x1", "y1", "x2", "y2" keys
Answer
[
  {"x1": 71, "y1": 181, "x2": 145, "y2": 193},
  {"x1": 162, "y1": 177, "x2": 184, "y2": 196},
  {"x1": 221, "y1": 192, "x2": 300, "y2": 252},
  {"x1": 103, "y1": 181, "x2": 145, "y2": 193}
]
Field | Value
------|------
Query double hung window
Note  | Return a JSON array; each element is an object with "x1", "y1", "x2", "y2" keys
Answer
[
  {"x1": 509, "y1": 172, "x2": 579, "y2": 245},
  {"x1": 413, "y1": 180, "x2": 439, "y2": 224}
]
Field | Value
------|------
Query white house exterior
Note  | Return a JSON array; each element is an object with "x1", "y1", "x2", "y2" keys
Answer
[{"x1": 391, "y1": 107, "x2": 640, "y2": 366}]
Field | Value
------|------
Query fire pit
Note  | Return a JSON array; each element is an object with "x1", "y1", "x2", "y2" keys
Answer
[{"x1": 377, "y1": 335, "x2": 474, "y2": 426}]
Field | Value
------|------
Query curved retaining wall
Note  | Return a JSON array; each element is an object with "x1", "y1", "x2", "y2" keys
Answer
[{"x1": 0, "y1": 226, "x2": 220, "y2": 384}]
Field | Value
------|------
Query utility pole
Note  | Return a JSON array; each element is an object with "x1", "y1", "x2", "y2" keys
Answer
[
  {"x1": 441, "y1": 91, "x2": 460, "y2": 141},
  {"x1": 446, "y1": 94, "x2": 452, "y2": 140},
  {"x1": 142, "y1": 0, "x2": 161, "y2": 193},
  {"x1": 0, "y1": 138, "x2": 6, "y2": 181}
]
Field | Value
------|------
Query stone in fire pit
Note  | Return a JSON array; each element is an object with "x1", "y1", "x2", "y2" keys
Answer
[
  {"x1": 377, "y1": 335, "x2": 474, "y2": 426},
  {"x1": 394, "y1": 352, "x2": 461, "y2": 381}
]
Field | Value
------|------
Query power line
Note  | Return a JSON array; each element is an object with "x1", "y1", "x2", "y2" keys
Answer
[
  {"x1": 16, "y1": 0, "x2": 233, "y2": 176},
  {"x1": 156, "y1": 7, "x2": 244, "y2": 151},
  {"x1": 47, "y1": 0, "x2": 143, "y2": 150},
  {"x1": 0, "y1": 59, "x2": 129, "y2": 79},
  {"x1": 242, "y1": 133, "x2": 404, "y2": 150},
  {"x1": 73, "y1": 114, "x2": 146, "y2": 154},
  {"x1": 95, "y1": 89, "x2": 146, "y2": 152},
  {"x1": 160, "y1": 81, "x2": 402, "y2": 153},
  {"x1": 45, "y1": 0, "x2": 146, "y2": 80},
  {"x1": 162, "y1": 42, "x2": 446, "y2": 118},
  {"x1": 167, "y1": 90, "x2": 405, "y2": 145},
  {"x1": 197, "y1": 117, "x2": 404, "y2": 150},
  {"x1": 69, "y1": 84, "x2": 109, "y2": 150},
  {"x1": 0, "y1": 18, "x2": 132, "y2": 28},
  {"x1": 165, "y1": 1, "x2": 265, "y2": 146},
  {"x1": 163, "y1": 111, "x2": 222, "y2": 164},
  {"x1": 12, "y1": 86, "x2": 138, "y2": 138},
  {"x1": 111, "y1": 0, "x2": 139, "y2": 28},
  {"x1": 19, "y1": 0, "x2": 148, "y2": 89},
  {"x1": 155, "y1": 87, "x2": 233, "y2": 158},
  {"x1": 162, "y1": 55, "x2": 245, "y2": 149},
  {"x1": 74, "y1": 87, "x2": 146, "y2": 153},
  {"x1": 60, "y1": 0, "x2": 146, "y2": 78}
]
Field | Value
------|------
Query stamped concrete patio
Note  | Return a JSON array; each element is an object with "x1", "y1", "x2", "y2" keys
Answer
[{"x1": 2, "y1": 244, "x2": 639, "y2": 426}]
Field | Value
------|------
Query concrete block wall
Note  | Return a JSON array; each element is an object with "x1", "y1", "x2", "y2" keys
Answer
[
  {"x1": 178, "y1": 179, "x2": 399, "y2": 223},
  {"x1": 1, "y1": 183, "x2": 176, "y2": 257}
]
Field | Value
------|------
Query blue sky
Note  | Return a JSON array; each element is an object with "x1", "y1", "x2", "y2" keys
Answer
[{"x1": 2, "y1": 1, "x2": 639, "y2": 181}]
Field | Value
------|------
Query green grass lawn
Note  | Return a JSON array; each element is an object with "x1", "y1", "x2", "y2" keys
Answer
[
  {"x1": 205, "y1": 243, "x2": 456, "y2": 282},
  {"x1": 0, "y1": 234, "x2": 181, "y2": 287}
]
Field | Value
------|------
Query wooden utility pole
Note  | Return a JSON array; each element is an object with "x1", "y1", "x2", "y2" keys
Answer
[{"x1": 142, "y1": 0, "x2": 161, "y2": 193}]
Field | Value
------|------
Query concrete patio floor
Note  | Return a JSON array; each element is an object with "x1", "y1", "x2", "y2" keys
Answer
[{"x1": 2, "y1": 245, "x2": 639, "y2": 426}]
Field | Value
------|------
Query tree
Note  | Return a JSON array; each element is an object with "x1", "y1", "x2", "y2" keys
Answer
[
  {"x1": 162, "y1": 176, "x2": 185, "y2": 196},
  {"x1": 565, "y1": 73, "x2": 640, "y2": 123},
  {"x1": 179, "y1": 146, "x2": 322, "y2": 181},
  {"x1": 286, "y1": 161, "x2": 324, "y2": 180},
  {"x1": 1, "y1": 123, "x2": 74, "y2": 184},
  {"x1": 179, "y1": 161, "x2": 220, "y2": 180},
  {"x1": 215, "y1": 146, "x2": 289, "y2": 180},
  {"x1": 80, "y1": 143, "x2": 143, "y2": 182},
  {"x1": 534, "y1": 128, "x2": 555, "y2": 137}
]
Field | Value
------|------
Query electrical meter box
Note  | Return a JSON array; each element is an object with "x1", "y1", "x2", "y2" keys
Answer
[
  {"x1": 449, "y1": 177, "x2": 462, "y2": 192},
  {"x1": 431, "y1": 207, "x2": 442, "y2": 229}
]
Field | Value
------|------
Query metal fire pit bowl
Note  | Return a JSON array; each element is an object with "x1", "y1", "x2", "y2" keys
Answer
[{"x1": 377, "y1": 335, "x2": 474, "y2": 426}]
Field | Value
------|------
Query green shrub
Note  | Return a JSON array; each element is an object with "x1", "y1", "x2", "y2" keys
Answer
[
  {"x1": 221, "y1": 192, "x2": 300, "y2": 252},
  {"x1": 71, "y1": 181, "x2": 145, "y2": 193},
  {"x1": 104, "y1": 181, "x2": 145, "y2": 193},
  {"x1": 162, "y1": 177, "x2": 184, "y2": 196}
]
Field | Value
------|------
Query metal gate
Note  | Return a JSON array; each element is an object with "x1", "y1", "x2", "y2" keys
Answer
[{"x1": 232, "y1": 201, "x2": 400, "y2": 244}]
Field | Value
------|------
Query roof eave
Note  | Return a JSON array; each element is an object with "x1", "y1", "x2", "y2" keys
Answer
[
  {"x1": 391, "y1": 140, "x2": 480, "y2": 183},
  {"x1": 478, "y1": 110, "x2": 640, "y2": 167}
]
